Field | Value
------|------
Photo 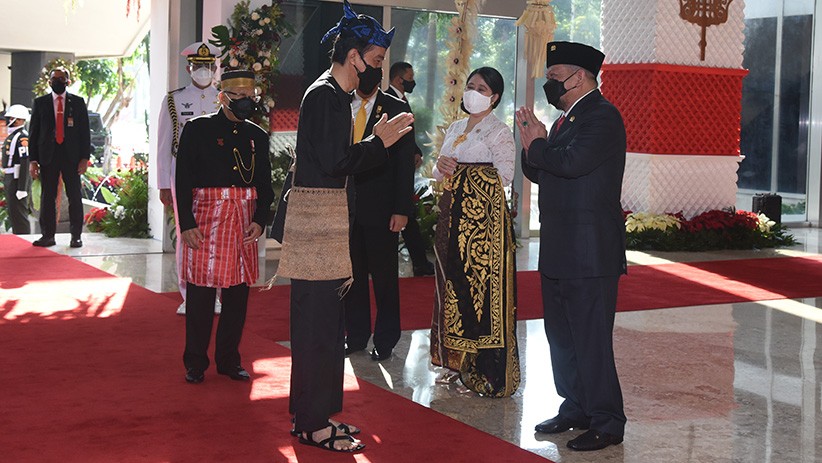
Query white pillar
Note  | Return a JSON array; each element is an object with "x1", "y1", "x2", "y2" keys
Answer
[{"x1": 148, "y1": 0, "x2": 172, "y2": 247}]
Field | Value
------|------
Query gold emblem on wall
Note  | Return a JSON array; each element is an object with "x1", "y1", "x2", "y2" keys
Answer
[{"x1": 679, "y1": 0, "x2": 734, "y2": 61}]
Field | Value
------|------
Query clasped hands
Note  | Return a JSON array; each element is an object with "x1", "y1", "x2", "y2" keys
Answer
[
  {"x1": 28, "y1": 160, "x2": 88, "y2": 180},
  {"x1": 372, "y1": 112, "x2": 414, "y2": 148},
  {"x1": 182, "y1": 222, "x2": 262, "y2": 250},
  {"x1": 515, "y1": 107, "x2": 548, "y2": 152}
]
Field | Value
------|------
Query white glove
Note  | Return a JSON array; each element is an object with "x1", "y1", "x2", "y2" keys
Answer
[{"x1": 16, "y1": 191, "x2": 28, "y2": 200}]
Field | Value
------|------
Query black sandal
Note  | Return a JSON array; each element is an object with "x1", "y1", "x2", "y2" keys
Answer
[
  {"x1": 290, "y1": 418, "x2": 360, "y2": 437},
  {"x1": 298, "y1": 424, "x2": 365, "y2": 453}
]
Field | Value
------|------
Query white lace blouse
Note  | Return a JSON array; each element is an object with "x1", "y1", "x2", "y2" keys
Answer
[{"x1": 432, "y1": 113, "x2": 516, "y2": 186}]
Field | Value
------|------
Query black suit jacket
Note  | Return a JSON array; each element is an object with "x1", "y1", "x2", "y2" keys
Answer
[
  {"x1": 353, "y1": 90, "x2": 415, "y2": 227},
  {"x1": 385, "y1": 86, "x2": 422, "y2": 158},
  {"x1": 28, "y1": 92, "x2": 91, "y2": 166},
  {"x1": 521, "y1": 90, "x2": 627, "y2": 279}
]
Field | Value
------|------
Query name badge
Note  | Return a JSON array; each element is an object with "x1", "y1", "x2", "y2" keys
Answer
[
  {"x1": 67, "y1": 117, "x2": 74, "y2": 127},
  {"x1": 181, "y1": 111, "x2": 194, "y2": 116}
]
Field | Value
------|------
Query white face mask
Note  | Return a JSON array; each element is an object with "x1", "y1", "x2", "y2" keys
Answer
[
  {"x1": 191, "y1": 67, "x2": 214, "y2": 87},
  {"x1": 462, "y1": 89, "x2": 493, "y2": 114}
]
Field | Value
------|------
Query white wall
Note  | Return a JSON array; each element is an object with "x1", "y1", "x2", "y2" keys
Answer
[{"x1": 0, "y1": 53, "x2": 11, "y2": 108}]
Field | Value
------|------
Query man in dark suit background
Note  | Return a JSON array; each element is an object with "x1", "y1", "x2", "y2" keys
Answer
[
  {"x1": 28, "y1": 67, "x2": 90, "y2": 248},
  {"x1": 516, "y1": 41, "x2": 627, "y2": 452},
  {"x1": 386, "y1": 61, "x2": 434, "y2": 276},
  {"x1": 344, "y1": 62, "x2": 416, "y2": 361}
]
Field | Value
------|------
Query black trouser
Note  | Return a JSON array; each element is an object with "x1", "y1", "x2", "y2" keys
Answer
[
  {"x1": 289, "y1": 278, "x2": 346, "y2": 434},
  {"x1": 401, "y1": 207, "x2": 430, "y2": 268},
  {"x1": 541, "y1": 274, "x2": 626, "y2": 437},
  {"x1": 4, "y1": 174, "x2": 30, "y2": 234},
  {"x1": 345, "y1": 222, "x2": 401, "y2": 353},
  {"x1": 38, "y1": 146, "x2": 83, "y2": 238},
  {"x1": 183, "y1": 282, "x2": 249, "y2": 372}
]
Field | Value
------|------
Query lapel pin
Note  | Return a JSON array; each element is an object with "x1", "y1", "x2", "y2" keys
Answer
[
  {"x1": 217, "y1": 138, "x2": 224, "y2": 146},
  {"x1": 569, "y1": 116, "x2": 575, "y2": 123}
]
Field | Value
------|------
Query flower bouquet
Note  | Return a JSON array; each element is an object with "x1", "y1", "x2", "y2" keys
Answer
[{"x1": 210, "y1": 0, "x2": 294, "y2": 130}]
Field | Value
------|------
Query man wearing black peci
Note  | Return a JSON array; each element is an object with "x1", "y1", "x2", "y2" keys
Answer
[
  {"x1": 516, "y1": 41, "x2": 627, "y2": 452},
  {"x1": 344, "y1": 56, "x2": 416, "y2": 362},
  {"x1": 175, "y1": 70, "x2": 274, "y2": 385}
]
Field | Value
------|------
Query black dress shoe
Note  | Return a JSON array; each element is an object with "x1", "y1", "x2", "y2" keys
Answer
[
  {"x1": 70, "y1": 238, "x2": 83, "y2": 248},
  {"x1": 370, "y1": 347, "x2": 391, "y2": 361},
  {"x1": 185, "y1": 369, "x2": 204, "y2": 384},
  {"x1": 217, "y1": 365, "x2": 250, "y2": 381},
  {"x1": 534, "y1": 415, "x2": 590, "y2": 434},
  {"x1": 32, "y1": 237, "x2": 56, "y2": 247},
  {"x1": 566, "y1": 429, "x2": 623, "y2": 451},
  {"x1": 413, "y1": 262, "x2": 435, "y2": 276}
]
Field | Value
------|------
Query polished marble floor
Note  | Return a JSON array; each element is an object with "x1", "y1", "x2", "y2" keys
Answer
[{"x1": 17, "y1": 227, "x2": 822, "y2": 462}]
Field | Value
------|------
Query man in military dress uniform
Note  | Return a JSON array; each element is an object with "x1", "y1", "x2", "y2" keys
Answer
[
  {"x1": 156, "y1": 41, "x2": 221, "y2": 315},
  {"x1": 2, "y1": 104, "x2": 32, "y2": 234},
  {"x1": 175, "y1": 70, "x2": 274, "y2": 384}
]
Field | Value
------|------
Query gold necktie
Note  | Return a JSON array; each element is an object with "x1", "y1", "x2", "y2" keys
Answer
[{"x1": 353, "y1": 98, "x2": 369, "y2": 143}]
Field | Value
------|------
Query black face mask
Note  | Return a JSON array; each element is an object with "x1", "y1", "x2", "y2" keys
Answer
[
  {"x1": 227, "y1": 95, "x2": 257, "y2": 120},
  {"x1": 542, "y1": 73, "x2": 576, "y2": 109},
  {"x1": 357, "y1": 58, "x2": 383, "y2": 95},
  {"x1": 50, "y1": 80, "x2": 67, "y2": 95},
  {"x1": 401, "y1": 78, "x2": 416, "y2": 94}
]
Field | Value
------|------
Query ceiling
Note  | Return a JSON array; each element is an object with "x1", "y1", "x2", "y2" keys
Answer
[{"x1": 1, "y1": 0, "x2": 150, "y2": 58}]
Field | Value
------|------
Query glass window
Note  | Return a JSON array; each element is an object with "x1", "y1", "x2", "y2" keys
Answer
[
  {"x1": 389, "y1": 9, "x2": 517, "y2": 161},
  {"x1": 529, "y1": 0, "x2": 602, "y2": 231},
  {"x1": 740, "y1": 0, "x2": 814, "y2": 220}
]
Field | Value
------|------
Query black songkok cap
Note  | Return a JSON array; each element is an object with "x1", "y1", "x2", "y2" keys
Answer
[
  {"x1": 220, "y1": 70, "x2": 256, "y2": 90},
  {"x1": 546, "y1": 41, "x2": 605, "y2": 76}
]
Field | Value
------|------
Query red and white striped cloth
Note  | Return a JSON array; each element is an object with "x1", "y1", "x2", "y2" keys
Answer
[{"x1": 182, "y1": 187, "x2": 258, "y2": 288}]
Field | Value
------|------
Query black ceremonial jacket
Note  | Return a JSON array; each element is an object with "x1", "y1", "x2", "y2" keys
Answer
[{"x1": 175, "y1": 109, "x2": 274, "y2": 232}]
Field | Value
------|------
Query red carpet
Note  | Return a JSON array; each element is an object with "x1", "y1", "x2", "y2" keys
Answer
[
  {"x1": 230, "y1": 254, "x2": 822, "y2": 342},
  {"x1": 0, "y1": 235, "x2": 549, "y2": 463}
]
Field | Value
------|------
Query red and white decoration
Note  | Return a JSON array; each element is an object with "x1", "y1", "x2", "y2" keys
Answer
[{"x1": 600, "y1": 0, "x2": 747, "y2": 218}]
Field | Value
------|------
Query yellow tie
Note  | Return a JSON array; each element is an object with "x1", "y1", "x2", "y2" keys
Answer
[{"x1": 353, "y1": 98, "x2": 369, "y2": 143}]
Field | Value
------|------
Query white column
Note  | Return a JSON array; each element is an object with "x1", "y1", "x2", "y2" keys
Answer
[{"x1": 148, "y1": 0, "x2": 172, "y2": 247}]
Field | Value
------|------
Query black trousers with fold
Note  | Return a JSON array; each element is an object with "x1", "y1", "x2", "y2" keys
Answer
[
  {"x1": 289, "y1": 278, "x2": 346, "y2": 434},
  {"x1": 38, "y1": 144, "x2": 83, "y2": 238},
  {"x1": 401, "y1": 207, "x2": 430, "y2": 269},
  {"x1": 183, "y1": 282, "x2": 249, "y2": 372},
  {"x1": 4, "y1": 174, "x2": 31, "y2": 234},
  {"x1": 540, "y1": 274, "x2": 627, "y2": 437},
  {"x1": 344, "y1": 222, "x2": 401, "y2": 353}
]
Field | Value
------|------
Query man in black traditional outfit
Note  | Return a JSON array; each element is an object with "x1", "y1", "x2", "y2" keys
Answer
[
  {"x1": 287, "y1": 0, "x2": 413, "y2": 453},
  {"x1": 175, "y1": 70, "x2": 274, "y2": 385}
]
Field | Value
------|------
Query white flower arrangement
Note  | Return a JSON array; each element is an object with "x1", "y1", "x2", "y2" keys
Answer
[
  {"x1": 210, "y1": 0, "x2": 294, "y2": 129},
  {"x1": 624, "y1": 212, "x2": 681, "y2": 233}
]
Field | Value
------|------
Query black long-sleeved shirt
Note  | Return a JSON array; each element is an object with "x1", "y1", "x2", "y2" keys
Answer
[
  {"x1": 294, "y1": 70, "x2": 387, "y2": 189},
  {"x1": 175, "y1": 109, "x2": 274, "y2": 231}
]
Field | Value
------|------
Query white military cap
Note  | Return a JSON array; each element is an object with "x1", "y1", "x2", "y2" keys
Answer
[{"x1": 181, "y1": 42, "x2": 219, "y2": 63}]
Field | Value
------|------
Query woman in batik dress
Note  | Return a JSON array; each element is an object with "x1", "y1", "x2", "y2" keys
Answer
[{"x1": 430, "y1": 67, "x2": 520, "y2": 397}]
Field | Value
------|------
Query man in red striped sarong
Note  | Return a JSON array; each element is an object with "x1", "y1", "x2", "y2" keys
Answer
[{"x1": 175, "y1": 70, "x2": 274, "y2": 384}]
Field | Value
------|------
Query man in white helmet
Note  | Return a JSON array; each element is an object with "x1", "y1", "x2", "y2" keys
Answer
[
  {"x1": 2, "y1": 104, "x2": 32, "y2": 234},
  {"x1": 156, "y1": 42, "x2": 222, "y2": 315}
]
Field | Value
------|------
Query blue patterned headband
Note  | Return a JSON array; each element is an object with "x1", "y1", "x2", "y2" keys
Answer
[{"x1": 320, "y1": 0, "x2": 395, "y2": 49}]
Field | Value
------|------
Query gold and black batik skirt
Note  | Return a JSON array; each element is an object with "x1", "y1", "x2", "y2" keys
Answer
[{"x1": 430, "y1": 163, "x2": 520, "y2": 398}]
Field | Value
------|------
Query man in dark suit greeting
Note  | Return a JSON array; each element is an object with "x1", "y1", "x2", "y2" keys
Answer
[
  {"x1": 516, "y1": 41, "x2": 627, "y2": 451},
  {"x1": 28, "y1": 67, "x2": 90, "y2": 248},
  {"x1": 344, "y1": 58, "x2": 416, "y2": 361}
]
